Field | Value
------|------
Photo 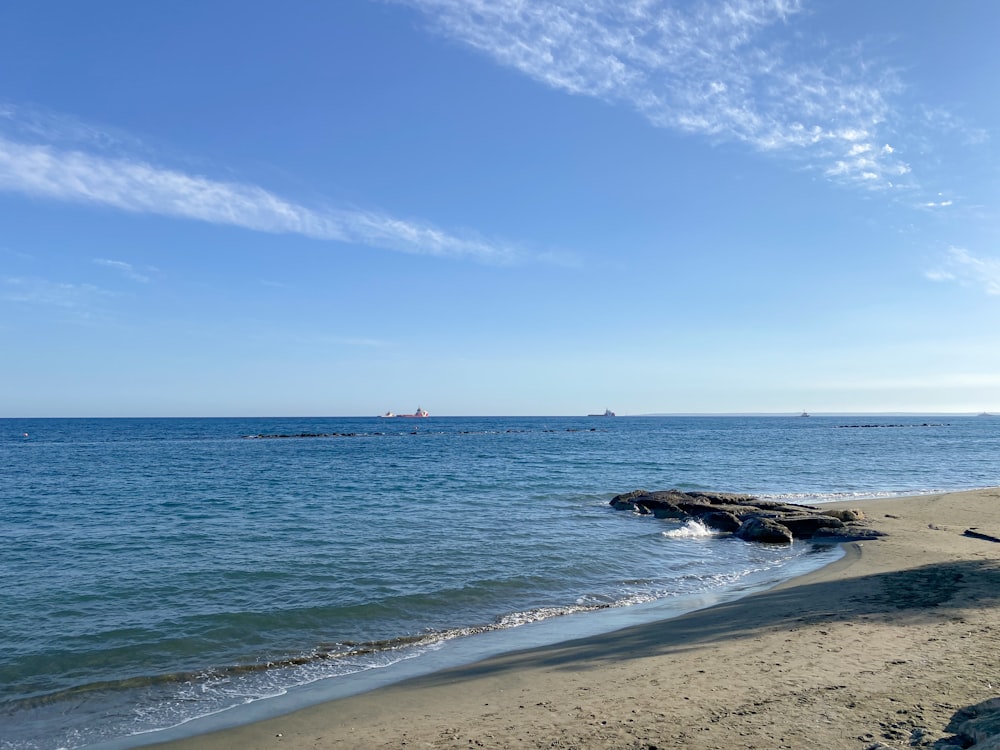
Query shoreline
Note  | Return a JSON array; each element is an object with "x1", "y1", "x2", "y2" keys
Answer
[{"x1": 148, "y1": 489, "x2": 1000, "y2": 749}]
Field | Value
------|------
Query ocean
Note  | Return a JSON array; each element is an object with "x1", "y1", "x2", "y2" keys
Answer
[{"x1": 2, "y1": 415, "x2": 997, "y2": 749}]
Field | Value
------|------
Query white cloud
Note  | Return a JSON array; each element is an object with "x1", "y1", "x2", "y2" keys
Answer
[
  {"x1": 921, "y1": 105, "x2": 990, "y2": 146},
  {"x1": 925, "y1": 246, "x2": 1000, "y2": 295},
  {"x1": 0, "y1": 101, "x2": 135, "y2": 152},
  {"x1": 94, "y1": 258, "x2": 151, "y2": 283},
  {"x1": 923, "y1": 269, "x2": 954, "y2": 282},
  {"x1": 398, "y1": 0, "x2": 911, "y2": 188},
  {"x1": 0, "y1": 135, "x2": 519, "y2": 264}
]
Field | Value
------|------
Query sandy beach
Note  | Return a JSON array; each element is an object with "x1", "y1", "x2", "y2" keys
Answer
[{"x1": 152, "y1": 489, "x2": 1000, "y2": 750}]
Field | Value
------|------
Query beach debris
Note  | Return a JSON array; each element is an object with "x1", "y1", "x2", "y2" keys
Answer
[{"x1": 609, "y1": 489, "x2": 882, "y2": 544}]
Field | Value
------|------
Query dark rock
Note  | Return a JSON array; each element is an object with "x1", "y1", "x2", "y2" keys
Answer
[
  {"x1": 609, "y1": 489, "x2": 648, "y2": 511},
  {"x1": 637, "y1": 489, "x2": 690, "y2": 505},
  {"x1": 610, "y1": 490, "x2": 691, "y2": 519},
  {"x1": 643, "y1": 500, "x2": 687, "y2": 519},
  {"x1": 823, "y1": 508, "x2": 866, "y2": 522},
  {"x1": 674, "y1": 500, "x2": 764, "y2": 519},
  {"x1": 698, "y1": 510, "x2": 742, "y2": 533},
  {"x1": 610, "y1": 488, "x2": 878, "y2": 546},
  {"x1": 812, "y1": 527, "x2": 887, "y2": 542},
  {"x1": 750, "y1": 499, "x2": 822, "y2": 515},
  {"x1": 778, "y1": 514, "x2": 845, "y2": 538},
  {"x1": 674, "y1": 500, "x2": 730, "y2": 517},
  {"x1": 736, "y1": 517, "x2": 794, "y2": 544},
  {"x1": 686, "y1": 490, "x2": 759, "y2": 504}
]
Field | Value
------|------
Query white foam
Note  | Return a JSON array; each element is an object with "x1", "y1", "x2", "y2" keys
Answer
[{"x1": 662, "y1": 519, "x2": 716, "y2": 538}]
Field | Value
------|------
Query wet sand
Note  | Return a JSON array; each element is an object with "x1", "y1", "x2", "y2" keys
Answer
[{"x1": 152, "y1": 489, "x2": 1000, "y2": 749}]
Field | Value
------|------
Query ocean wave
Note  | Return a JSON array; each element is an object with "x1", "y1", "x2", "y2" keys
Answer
[
  {"x1": 759, "y1": 488, "x2": 952, "y2": 504},
  {"x1": 662, "y1": 519, "x2": 717, "y2": 538}
]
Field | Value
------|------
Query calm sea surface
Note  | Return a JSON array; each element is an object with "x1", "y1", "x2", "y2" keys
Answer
[{"x1": 2, "y1": 415, "x2": 998, "y2": 749}]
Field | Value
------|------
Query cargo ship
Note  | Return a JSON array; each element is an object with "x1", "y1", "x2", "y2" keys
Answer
[{"x1": 379, "y1": 407, "x2": 429, "y2": 418}]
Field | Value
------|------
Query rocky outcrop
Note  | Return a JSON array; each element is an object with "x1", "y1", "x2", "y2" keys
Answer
[
  {"x1": 777, "y1": 514, "x2": 845, "y2": 537},
  {"x1": 699, "y1": 510, "x2": 742, "y2": 533},
  {"x1": 735, "y1": 516, "x2": 794, "y2": 544},
  {"x1": 609, "y1": 489, "x2": 880, "y2": 545},
  {"x1": 823, "y1": 507, "x2": 866, "y2": 522}
]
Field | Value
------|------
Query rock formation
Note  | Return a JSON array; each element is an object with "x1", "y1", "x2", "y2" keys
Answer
[{"x1": 609, "y1": 489, "x2": 882, "y2": 544}]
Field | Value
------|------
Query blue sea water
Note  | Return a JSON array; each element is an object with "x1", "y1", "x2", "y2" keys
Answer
[{"x1": 1, "y1": 415, "x2": 998, "y2": 749}]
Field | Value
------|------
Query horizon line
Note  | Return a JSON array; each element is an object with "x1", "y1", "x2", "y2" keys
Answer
[{"x1": 2, "y1": 411, "x2": 995, "y2": 420}]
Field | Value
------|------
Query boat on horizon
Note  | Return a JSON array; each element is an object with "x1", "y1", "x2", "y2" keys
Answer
[
  {"x1": 395, "y1": 407, "x2": 429, "y2": 418},
  {"x1": 799, "y1": 411, "x2": 811, "y2": 417},
  {"x1": 588, "y1": 409, "x2": 616, "y2": 417}
]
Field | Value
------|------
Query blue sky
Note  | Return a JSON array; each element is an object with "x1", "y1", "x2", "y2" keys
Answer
[{"x1": 2, "y1": 0, "x2": 998, "y2": 417}]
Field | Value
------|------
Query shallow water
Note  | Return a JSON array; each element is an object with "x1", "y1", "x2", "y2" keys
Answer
[{"x1": 1, "y1": 415, "x2": 997, "y2": 749}]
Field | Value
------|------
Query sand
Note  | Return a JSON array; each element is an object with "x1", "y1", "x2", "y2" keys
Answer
[{"x1": 151, "y1": 489, "x2": 1000, "y2": 750}]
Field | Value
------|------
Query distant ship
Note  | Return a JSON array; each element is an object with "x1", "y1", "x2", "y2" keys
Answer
[
  {"x1": 799, "y1": 411, "x2": 811, "y2": 417},
  {"x1": 588, "y1": 409, "x2": 616, "y2": 417},
  {"x1": 978, "y1": 412, "x2": 993, "y2": 417},
  {"x1": 380, "y1": 407, "x2": 429, "y2": 418}
]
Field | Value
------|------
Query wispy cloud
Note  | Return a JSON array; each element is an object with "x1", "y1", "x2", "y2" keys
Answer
[
  {"x1": 94, "y1": 258, "x2": 153, "y2": 283},
  {"x1": 1, "y1": 275, "x2": 113, "y2": 308},
  {"x1": 0, "y1": 133, "x2": 519, "y2": 264},
  {"x1": 925, "y1": 246, "x2": 1000, "y2": 295},
  {"x1": 398, "y1": 0, "x2": 913, "y2": 189},
  {"x1": 921, "y1": 199, "x2": 954, "y2": 209},
  {"x1": 920, "y1": 106, "x2": 990, "y2": 147},
  {"x1": 0, "y1": 101, "x2": 140, "y2": 155}
]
